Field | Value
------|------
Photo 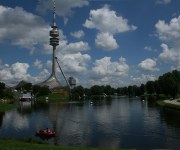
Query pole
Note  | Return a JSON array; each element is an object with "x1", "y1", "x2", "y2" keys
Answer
[{"x1": 55, "y1": 57, "x2": 71, "y2": 95}]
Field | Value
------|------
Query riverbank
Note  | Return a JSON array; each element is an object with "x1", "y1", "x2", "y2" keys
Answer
[
  {"x1": 37, "y1": 93, "x2": 69, "y2": 103},
  {"x1": 0, "y1": 103, "x2": 16, "y2": 112},
  {"x1": 0, "y1": 139, "x2": 133, "y2": 150},
  {"x1": 157, "y1": 99, "x2": 180, "y2": 110}
]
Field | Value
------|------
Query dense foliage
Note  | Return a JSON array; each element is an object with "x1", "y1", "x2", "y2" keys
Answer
[
  {"x1": 0, "y1": 82, "x2": 14, "y2": 99},
  {"x1": 0, "y1": 70, "x2": 179, "y2": 100},
  {"x1": 15, "y1": 81, "x2": 51, "y2": 97},
  {"x1": 32, "y1": 85, "x2": 51, "y2": 96},
  {"x1": 71, "y1": 70, "x2": 180, "y2": 100}
]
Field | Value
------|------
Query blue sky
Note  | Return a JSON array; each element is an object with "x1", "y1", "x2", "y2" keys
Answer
[{"x1": 0, "y1": 0, "x2": 179, "y2": 87}]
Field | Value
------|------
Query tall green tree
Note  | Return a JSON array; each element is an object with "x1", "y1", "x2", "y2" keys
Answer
[
  {"x1": 0, "y1": 82, "x2": 5, "y2": 98},
  {"x1": 172, "y1": 70, "x2": 180, "y2": 93},
  {"x1": 128, "y1": 86, "x2": 134, "y2": 96},
  {"x1": 3, "y1": 88, "x2": 14, "y2": 99},
  {"x1": 154, "y1": 80, "x2": 161, "y2": 95},
  {"x1": 158, "y1": 71, "x2": 179, "y2": 98},
  {"x1": 146, "y1": 81, "x2": 155, "y2": 94},
  {"x1": 32, "y1": 85, "x2": 41, "y2": 96},
  {"x1": 37, "y1": 86, "x2": 51, "y2": 96},
  {"x1": 90, "y1": 85, "x2": 103, "y2": 95},
  {"x1": 104, "y1": 85, "x2": 113, "y2": 95},
  {"x1": 73, "y1": 86, "x2": 84, "y2": 97},
  {"x1": 123, "y1": 87, "x2": 128, "y2": 95},
  {"x1": 140, "y1": 84, "x2": 145, "y2": 95}
]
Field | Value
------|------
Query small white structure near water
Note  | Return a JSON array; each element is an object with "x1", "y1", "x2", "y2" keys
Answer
[{"x1": 19, "y1": 92, "x2": 33, "y2": 102}]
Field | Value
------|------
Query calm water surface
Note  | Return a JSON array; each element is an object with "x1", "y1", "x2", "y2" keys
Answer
[{"x1": 0, "y1": 97, "x2": 180, "y2": 149}]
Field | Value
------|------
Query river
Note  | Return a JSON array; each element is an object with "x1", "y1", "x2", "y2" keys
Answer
[{"x1": 0, "y1": 96, "x2": 180, "y2": 149}]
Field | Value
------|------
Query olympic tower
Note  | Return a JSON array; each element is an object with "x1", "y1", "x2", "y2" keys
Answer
[{"x1": 40, "y1": 0, "x2": 60, "y2": 89}]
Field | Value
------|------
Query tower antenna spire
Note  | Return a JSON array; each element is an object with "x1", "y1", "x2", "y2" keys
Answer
[{"x1": 52, "y1": 0, "x2": 56, "y2": 27}]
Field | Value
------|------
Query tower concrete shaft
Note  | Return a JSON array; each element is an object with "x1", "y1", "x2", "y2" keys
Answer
[
  {"x1": 39, "y1": 0, "x2": 60, "y2": 89},
  {"x1": 52, "y1": 46, "x2": 56, "y2": 76}
]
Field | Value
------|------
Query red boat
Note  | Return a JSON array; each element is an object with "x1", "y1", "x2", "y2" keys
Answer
[{"x1": 36, "y1": 129, "x2": 55, "y2": 137}]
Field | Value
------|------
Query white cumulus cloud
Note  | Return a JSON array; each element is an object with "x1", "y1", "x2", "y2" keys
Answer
[
  {"x1": 0, "y1": 5, "x2": 50, "y2": 54},
  {"x1": 138, "y1": 58, "x2": 159, "y2": 72},
  {"x1": 83, "y1": 5, "x2": 136, "y2": 51},
  {"x1": 36, "y1": 0, "x2": 89, "y2": 17},
  {"x1": 155, "y1": 16, "x2": 180, "y2": 41},
  {"x1": 0, "y1": 61, "x2": 51, "y2": 86},
  {"x1": 131, "y1": 74, "x2": 157, "y2": 85},
  {"x1": 0, "y1": 62, "x2": 30, "y2": 85},
  {"x1": 60, "y1": 41, "x2": 90, "y2": 54},
  {"x1": 95, "y1": 32, "x2": 119, "y2": 51},
  {"x1": 156, "y1": 0, "x2": 172, "y2": 5},
  {"x1": 70, "y1": 30, "x2": 85, "y2": 39},
  {"x1": 78, "y1": 57, "x2": 129, "y2": 87},
  {"x1": 84, "y1": 5, "x2": 137, "y2": 34},
  {"x1": 155, "y1": 15, "x2": 180, "y2": 70},
  {"x1": 34, "y1": 59, "x2": 43, "y2": 69},
  {"x1": 144, "y1": 46, "x2": 157, "y2": 52},
  {"x1": 92, "y1": 57, "x2": 129, "y2": 77},
  {"x1": 57, "y1": 52, "x2": 91, "y2": 74}
]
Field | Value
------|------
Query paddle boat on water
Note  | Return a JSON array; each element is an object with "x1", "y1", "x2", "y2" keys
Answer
[{"x1": 36, "y1": 128, "x2": 55, "y2": 137}]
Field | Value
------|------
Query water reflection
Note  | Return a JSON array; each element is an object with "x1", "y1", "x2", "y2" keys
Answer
[
  {"x1": 1, "y1": 109, "x2": 30, "y2": 138},
  {"x1": 0, "y1": 98, "x2": 180, "y2": 149},
  {"x1": 0, "y1": 112, "x2": 5, "y2": 128},
  {"x1": 160, "y1": 108, "x2": 180, "y2": 131}
]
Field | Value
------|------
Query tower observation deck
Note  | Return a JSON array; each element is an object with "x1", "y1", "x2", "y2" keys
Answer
[{"x1": 39, "y1": 0, "x2": 61, "y2": 89}]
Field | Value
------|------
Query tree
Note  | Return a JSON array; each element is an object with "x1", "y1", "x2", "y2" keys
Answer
[
  {"x1": 133, "y1": 85, "x2": 141, "y2": 96},
  {"x1": 23, "y1": 83, "x2": 32, "y2": 91},
  {"x1": 154, "y1": 80, "x2": 161, "y2": 95},
  {"x1": 172, "y1": 70, "x2": 180, "y2": 93},
  {"x1": 32, "y1": 85, "x2": 41, "y2": 96},
  {"x1": 15, "y1": 81, "x2": 32, "y2": 92},
  {"x1": 116, "y1": 87, "x2": 122, "y2": 95},
  {"x1": 84, "y1": 88, "x2": 91, "y2": 97},
  {"x1": 90, "y1": 85, "x2": 103, "y2": 95},
  {"x1": 0, "y1": 82, "x2": 5, "y2": 98},
  {"x1": 167, "y1": 77, "x2": 178, "y2": 98},
  {"x1": 38, "y1": 86, "x2": 51, "y2": 96},
  {"x1": 158, "y1": 71, "x2": 179, "y2": 98},
  {"x1": 122, "y1": 87, "x2": 128, "y2": 95},
  {"x1": 73, "y1": 86, "x2": 84, "y2": 97},
  {"x1": 104, "y1": 85, "x2": 113, "y2": 95},
  {"x1": 146, "y1": 81, "x2": 155, "y2": 94},
  {"x1": 140, "y1": 84, "x2": 145, "y2": 95},
  {"x1": 71, "y1": 86, "x2": 85, "y2": 100},
  {"x1": 3, "y1": 88, "x2": 14, "y2": 99},
  {"x1": 128, "y1": 86, "x2": 134, "y2": 96}
]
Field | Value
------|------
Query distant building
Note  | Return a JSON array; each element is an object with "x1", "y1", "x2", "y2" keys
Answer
[
  {"x1": 68, "y1": 77, "x2": 76, "y2": 88},
  {"x1": 19, "y1": 91, "x2": 33, "y2": 102}
]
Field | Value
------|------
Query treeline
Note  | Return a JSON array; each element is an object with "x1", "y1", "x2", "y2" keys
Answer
[
  {"x1": 0, "y1": 82, "x2": 14, "y2": 99},
  {"x1": 71, "y1": 70, "x2": 180, "y2": 100},
  {"x1": 0, "y1": 81, "x2": 50, "y2": 100},
  {"x1": 15, "y1": 81, "x2": 51, "y2": 97},
  {"x1": 0, "y1": 70, "x2": 179, "y2": 100}
]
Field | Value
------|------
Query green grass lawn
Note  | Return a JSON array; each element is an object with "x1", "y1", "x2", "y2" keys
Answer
[
  {"x1": 37, "y1": 93, "x2": 69, "y2": 103},
  {"x1": 0, "y1": 103, "x2": 16, "y2": 112},
  {"x1": 0, "y1": 139, "x2": 133, "y2": 150},
  {"x1": 157, "y1": 100, "x2": 180, "y2": 110}
]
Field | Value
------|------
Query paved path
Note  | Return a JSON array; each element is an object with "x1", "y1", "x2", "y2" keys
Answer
[{"x1": 164, "y1": 99, "x2": 180, "y2": 106}]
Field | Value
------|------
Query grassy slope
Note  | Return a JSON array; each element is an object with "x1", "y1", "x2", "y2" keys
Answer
[
  {"x1": 157, "y1": 100, "x2": 180, "y2": 110},
  {"x1": 0, "y1": 104, "x2": 16, "y2": 112},
  {"x1": 37, "y1": 93, "x2": 69, "y2": 103},
  {"x1": 0, "y1": 139, "x2": 132, "y2": 150}
]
